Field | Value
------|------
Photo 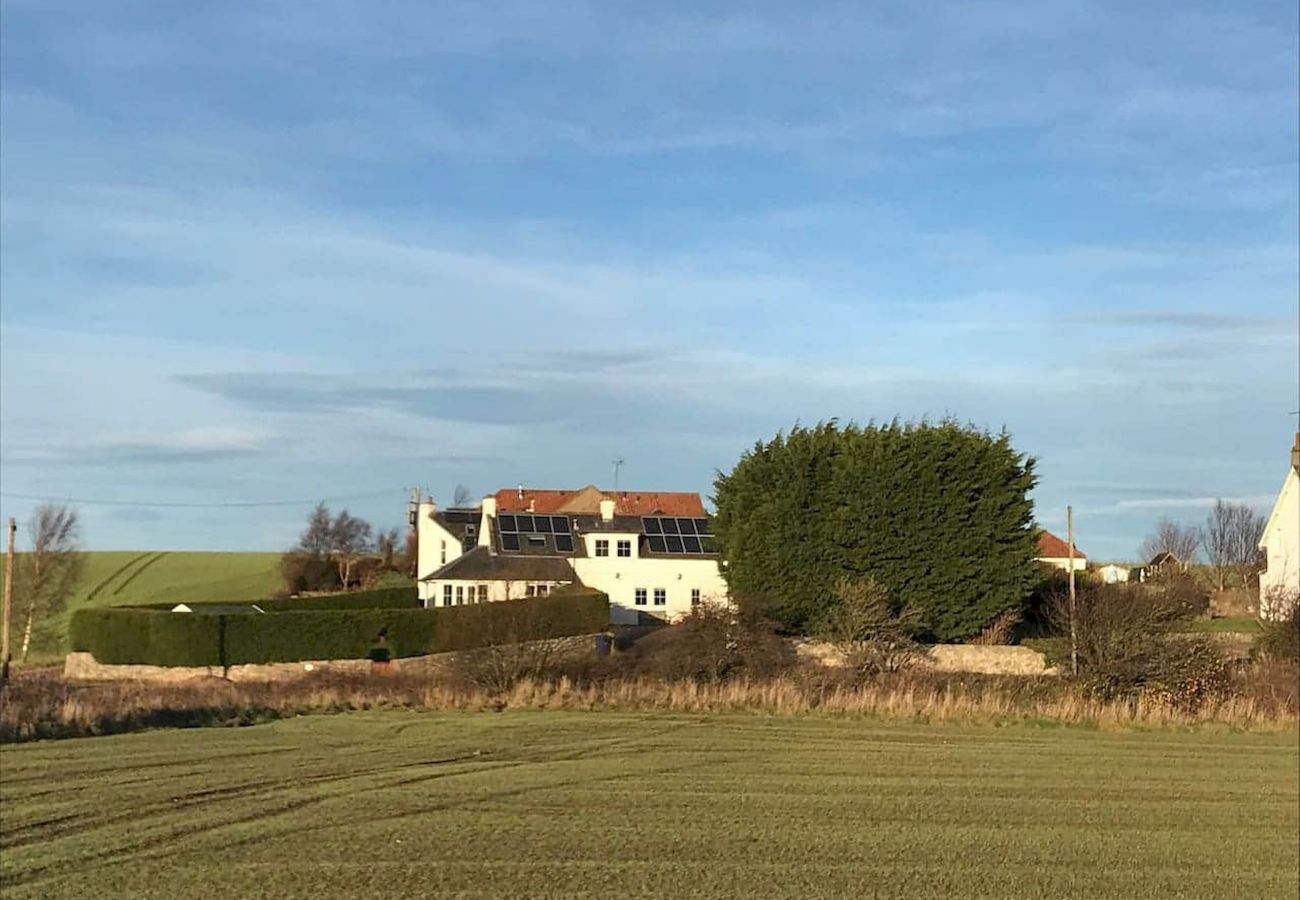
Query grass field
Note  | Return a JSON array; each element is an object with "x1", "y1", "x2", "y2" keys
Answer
[
  {"x1": 5, "y1": 551, "x2": 281, "y2": 663},
  {"x1": 2, "y1": 712, "x2": 1296, "y2": 899}
]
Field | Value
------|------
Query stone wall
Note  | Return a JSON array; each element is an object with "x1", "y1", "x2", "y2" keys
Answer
[{"x1": 794, "y1": 641, "x2": 1056, "y2": 676}]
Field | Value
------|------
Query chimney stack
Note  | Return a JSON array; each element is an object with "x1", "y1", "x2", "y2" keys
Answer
[
  {"x1": 1292, "y1": 432, "x2": 1299, "y2": 472},
  {"x1": 599, "y1": 497, "x2": 615, "y2": 522}
]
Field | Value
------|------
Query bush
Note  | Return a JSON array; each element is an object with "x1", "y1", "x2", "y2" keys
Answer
[
  {"x1": 624, "y1": 597, "x2": 796, "y2": 682},
  {"x1": 1255, "y1": 603, "x2": 1300, "y2": 664},
  {"x1": 712, "y1": 419, "x2": 1038, "y2": 639},
  {"x1": 70, "y1": 592, "x2": 608, "y2": 667},
  {"x1": 279, "y1": 553, "x2": 340, "y2": 594},
  {"x1": 1049, "y1": 583, "x2": 1229, "y2": 708},
  {"x1": 811, "y1": 577, "x2": 923, "y2": 675}
]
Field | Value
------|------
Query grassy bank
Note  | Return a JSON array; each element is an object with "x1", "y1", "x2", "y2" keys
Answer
[
  {"x1": 4, "y1": 665, "x2": 1297, "y2": 743},
  {"x1": 1, "y1": 710, "x2": 1296, "y2": 899},
  {"x1": 3, "y1": 551, "x2": 282, "y2": 663}
]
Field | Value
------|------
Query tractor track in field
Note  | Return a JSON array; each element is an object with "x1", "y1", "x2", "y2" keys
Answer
[
  {"x1": 1, "y1": 725, "x2": 704, "y2": 887},
  {"x1": 82, "y1": 554, "x2": 152, "y2": 603},
  {"x1": 111, "y1": 551, "x2": 168, "y2": 597}
]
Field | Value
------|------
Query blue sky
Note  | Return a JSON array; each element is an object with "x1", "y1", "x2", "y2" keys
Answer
[{"x1": 1, "y1": 1, "x2": 1297, "y2": 560}]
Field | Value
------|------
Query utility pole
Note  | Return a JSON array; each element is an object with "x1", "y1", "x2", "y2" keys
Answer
[
  {"x1": 1067, "y1": 505, "x2": 1078, "y2": 677},
  {"x1": 407, "y1": 488, "x2": 421, "y2": 579},
  {"x1": 2, "y1": 517, "x2": 15, "y2": 688}
]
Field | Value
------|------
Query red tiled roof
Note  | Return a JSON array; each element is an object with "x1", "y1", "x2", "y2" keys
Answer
[
  {"x1": 1037, "y1": 530, "x2": 1085, "y2": 559},
  {"x1": 493, "y1": 486, "x2": 706, "y2": 516}
]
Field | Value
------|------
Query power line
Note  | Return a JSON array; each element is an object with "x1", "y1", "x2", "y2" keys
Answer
[{"x1": 0, "y1": 489, "x2": 402, "y2": 510}]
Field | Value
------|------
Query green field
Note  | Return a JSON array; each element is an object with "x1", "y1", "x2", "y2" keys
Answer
[
  {"x1": 1, "y1": 712, "x2": 1296, "y2": 899},
  {"x1": 5, "y1": 551, "x2": 281, "y2": 663}
]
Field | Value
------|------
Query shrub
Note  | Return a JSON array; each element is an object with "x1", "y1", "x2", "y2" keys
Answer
[
  {"x1": 279, "y1": 553, "x2": 340, "y2": 594},
  {"x1": 1255, "y1": 602, "x2": 1300, "y2": 664},
  {"x1": 625, "y1": 597, "x2": 796, "y2": 682},
  {"x1": 1049, "y1": 583, "x2": 1229, "y2": 708},
  {"x1": 712, "y1": 419, "x2": 1038, "y2": 638},
  {"x1": 811, "y1": 577, "x2": 923, "y2": 675}
]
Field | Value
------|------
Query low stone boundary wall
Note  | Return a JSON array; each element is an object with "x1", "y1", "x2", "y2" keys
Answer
[{"x1": 794, "y1": 641, "x2": 1056, "y2": 676}]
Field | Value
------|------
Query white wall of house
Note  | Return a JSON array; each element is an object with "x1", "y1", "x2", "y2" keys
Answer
[
  {"x1": 422, "y1": 578, "x2": 573, "y2": 608},
  {"x1": 573, "y1": 550, "x2": 728, "y2": 625},
  {"x1": 1036, "y1": 556, "x2": 1087, "y2": 573},
  {"x1": 416, "y1": 500, "x2": 470, "y2": 604},
  {"x1": 1259, "y1": 467, "x2": 1299, "y2": 619}
]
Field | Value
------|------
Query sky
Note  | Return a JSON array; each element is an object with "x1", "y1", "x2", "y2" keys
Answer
[{"x1": 1, "y1": 1, "x2": 1297, "y2": 561}]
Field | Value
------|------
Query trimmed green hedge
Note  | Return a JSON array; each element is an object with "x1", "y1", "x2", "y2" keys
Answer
[
  {"x1": 71, "y1": 592, "x2": 609, "y2": 667},
  {"x1": 130, "y1": 585, "x2": 420, "y2": 613}
]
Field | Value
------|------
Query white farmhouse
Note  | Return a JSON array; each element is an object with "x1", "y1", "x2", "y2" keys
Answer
[
  {"x1": 415, "y1": 485, "x2": 728, "y2": 624},
  {"x1": 1258, "y1": 434, "x2": 1300, "y2": 619},
  {"x1": 1034, "y1": 530, "x2": 1086, "y2": 573}
]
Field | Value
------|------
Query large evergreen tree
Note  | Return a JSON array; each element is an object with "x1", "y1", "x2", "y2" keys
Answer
[{"x1": 712, "y1": 419, "x2": 1038, "y2": 640}]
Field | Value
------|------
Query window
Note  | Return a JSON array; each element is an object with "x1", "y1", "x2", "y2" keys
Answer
[
  {"x1": 526, "y1": 584, "x2": 550, "y2": 598},
  {"x1": 691, "y1": 589, "x2": 701, "y2": 606},
  {"x1": 478, "y1": 585, "x2": 488, "y2": 603},
  {"x1": 443, "y1": 585, "x2": 453, "y2": 607},
  {"x1": 455, "y1": 585, "x2": 464, "y2": 605},
  {"x1": 653, "y1": 588, "x2": 666, "y2": 606},
  {"x1": 634, "y1": 588, "x2": 647, "y2": 606},
  {"x1": 595, "y1": 539, "x2": 610, "y2": 557},
  {"x1": 617, "y1": 540, "x2": 632, "y2": 558},
  {"x1": 440, "y1": 541, "x2": 447, "y2": 565}
]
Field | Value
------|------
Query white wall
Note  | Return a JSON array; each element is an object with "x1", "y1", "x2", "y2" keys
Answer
[
  {"x1": 422, "y1": 578, "x2": 573, "y2": 608},
  {"x1": 572, "y1": 546, "x2": 727, "y2": 625},
  {"x1": 1036, "y1": 556, "x2": 1087, "y2": 573},
  {"x1": 1259, "y1": 469, "x2": 1299, "y2": 619},
  {"x1": 416, "y1": 501, "x2": 469, "y2": 604},
  {"x1": 1098, "y1": 564, "x2": 1130, "y2": 584}
]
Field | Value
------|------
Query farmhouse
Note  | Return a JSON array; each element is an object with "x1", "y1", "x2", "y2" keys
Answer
[
  {"x1": 416, "y1": 485, "x2": 728, "y2": 624},
  {"x1": 1034, "y1": 530, "x2": 1086, "y2": 572},
  {"x1": 1096, "y1": 563, "x2": 1132, "y2": 585},
  {"x1": 1257, "y1": 434, "x2": 1300, "y2": 619}
]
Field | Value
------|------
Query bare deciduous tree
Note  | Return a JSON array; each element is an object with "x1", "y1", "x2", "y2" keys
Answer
[
  {"x1": 296, "y1": 502, "x2": 333, "y2": 557},
  {"x1": 330, "y1": 509, "x2": 373, "y2": 588},
  {"x1": 1202, "y1": 500, "x2": 1266, "y2": 592},
  {"x1": 18, "y1": 504, "x2": 84, "y2": 661},
  {"x1": 1139, "y1": 518, "x2": 1202, "y2": 566},
  {"x1": 376, "y1": 527, "x2": 400, "y2": 570},
  {"x1": 452, "y1": 484, "x2": 474, "y2": 507}
]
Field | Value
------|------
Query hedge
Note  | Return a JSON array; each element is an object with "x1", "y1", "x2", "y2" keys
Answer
[
  {"x1": 130, "y1": 585, "x2": 420, "y2": 613},
  {"x1": 71, "y1": 592, "x2": 609, "y2": 667}
]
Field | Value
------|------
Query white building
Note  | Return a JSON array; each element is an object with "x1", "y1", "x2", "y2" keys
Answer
[
  {"x1": 1097, "y1": 563, "x2": 1132, "y2": 585},
  {"x1": 1258, "y1": 435, "x2": 1300, "y2": 619},
  {"x1": 1034, "y1": 530, "x2": 1087, "y2": 573},
  {"x1": 416, "y1": 485, "x2": 728, "y2": 624}
]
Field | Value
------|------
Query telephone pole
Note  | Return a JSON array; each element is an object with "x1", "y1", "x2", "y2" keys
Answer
[
  {"x1": 1067, "y1": 505, "x2": 1078, "y2": 677},
  {"x1": 2, "y1": 517, "x2": 16, "y2": 688}
]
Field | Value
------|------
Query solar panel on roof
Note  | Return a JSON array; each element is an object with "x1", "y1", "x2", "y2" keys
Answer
[
  {"x1": 694, "y1": 518, "x2": 711, "y2": 534},
  {"x1": 682, "y1": 536, "x2": 702, "y2": 553},
  {"x1": 646, "y1": 535, "x2": 667, "y2": 553},
  {"x1": 499, "y1": 514, "x2": 516, "y2": 531},
  {"x1": 661, "y1": 518, "x2": 680, "y2": 535},
  {"x1": 678, "y1": 518, "x2": 697, "y2": 535},
  {"x1": 643, "y1": 517, "x2": 662, "y2": 534},
  {"x1": 554, "y1": 534, "x2": 574, "y2": 552},
  {"x1": 500, "y1": 533, "x2": 520, "y2": 551},
  {"x1": 515, "y1": 514, "x2": 534, "y2": 533},
  {"x1": 665, "y1": 535, "x2": 684, "y2": 553}
]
